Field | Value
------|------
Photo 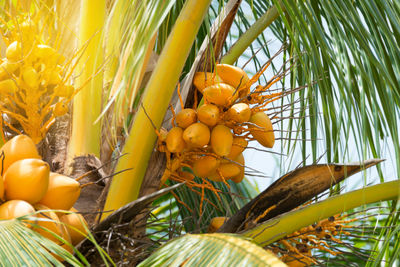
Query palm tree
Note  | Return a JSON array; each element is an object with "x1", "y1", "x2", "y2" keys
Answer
[{"x1": 0, "y1": 0, "x2": 399, "y2": 265}]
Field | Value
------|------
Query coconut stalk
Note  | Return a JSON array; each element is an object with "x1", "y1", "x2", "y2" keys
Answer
[
  {"x1": 243, "y1": 180, "x2": 400, "y2": 245},
  {"x1": 102, "y1": 0, "x2": 212, "y2": 218},
  {"x1": 68, "y1": 0, "x2": 105, "y2": 160},
  {"x1": 221, "y1": 1, "x2": 284, "y2": 65}
]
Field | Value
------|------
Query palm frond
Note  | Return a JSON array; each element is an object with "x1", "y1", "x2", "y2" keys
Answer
[
  {"x1": 170, "y1": 177, "x2": 257, "y2": 233},
  {"x1": 0, "y1": 219, "x2": 80, "y2": 266},
  {"x1": 137, "y1": 233, "x2": 286, "y2": 267},
  {"x1": 243, "y1": 179, "x2": 400, "y2": 245}
]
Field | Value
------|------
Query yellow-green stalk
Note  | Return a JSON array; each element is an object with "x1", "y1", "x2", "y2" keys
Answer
[
  {"x1": 68, "y1": 0, "x2": 105, "y2": 159},
  {"x1": 102, "y1": 0, "x2": 212, "y2": 218},
  {"x1": 244, "y1": 180, "x2": 400, "y2": 245},
  {"x1": 221, "y1": 1, "x2": 284, "y2": 65}
]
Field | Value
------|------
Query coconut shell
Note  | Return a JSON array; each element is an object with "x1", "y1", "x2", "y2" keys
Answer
[
  {"x1": 4, "y1": 158, "x2": 49, "y2": 204},
  {"x1": 197, "y1": 104, "x2": 220, "y2": 127},
  {"x1": 249, "y1": 112, "x2": 275, "y2": 148},
  {"x1": 203, "y1": 83, "x2": 238, "y2": 107},
  {"x1": 0, "y1": 135, "x2": 41, "y2": 175},
  {"x1": 183, "y1": 123, "x2": 210, "y2": 148},
  {"x1": 166, "y1": 127, "x2": 186, "y2": 153},
  {"x1": 0, "y1": 200, "x2": 35, "y2": 220},
  {"x1": 193, "y1": 72, "x2": 222, "y2": 93},
  {"x1": 60, "y1": 208, "x2": 89, "y2": 245},
  {"x1": 38, "y1": 172, "x2": 80, "y2": 211},
  {"x1": 175, "y1": 109, "x2": 197, "y2": 129},
  {"x1": 193, "y1": 156, "x2": 220, "y2": 178},
  {"x1": 211, "y1": 125, "x2": 233, "y2": 156}
]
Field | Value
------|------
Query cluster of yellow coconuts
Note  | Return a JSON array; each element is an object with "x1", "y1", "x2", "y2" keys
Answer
[
  {"x1": 0, "y1": 135, "x2": 88, "y2": 256},
  {"x1": 160, "y1": 63, "x2": 275, "y2": 184},
  {"x1": 0, "y1": 17, "x2": 75, "y2": 144}
]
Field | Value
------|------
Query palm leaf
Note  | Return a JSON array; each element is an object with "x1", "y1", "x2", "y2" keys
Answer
[
  {"x1": 218, "y1": 159, "x2": 382, "y2": 233},
  {"x1": 137, "y1": 233, "x2": 286, "y2": 267},
  {"x1": 243, "y1": 179, "x2": 400, "y2": 245},
  {"x1": 171, "y1": 177, "x2": 257, "y2": 233},
  {"x1": 0, "y1": 219, "x2": 80, "y2": 266}
]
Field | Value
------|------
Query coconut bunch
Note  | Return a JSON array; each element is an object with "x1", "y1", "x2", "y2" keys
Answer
[
  {"x1": 158, "y1": 64, "x2": 276, "y2": 186},
  {"x1": 0, "y1": 135, "x2": 88, "y2": 257},
  {"x1": 0, "y1": 15, "x2": 77, "y2": 144}
]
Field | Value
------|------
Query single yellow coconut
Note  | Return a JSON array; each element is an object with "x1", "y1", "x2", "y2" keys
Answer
[
  {"x1": 177, "y1": 169, "x2": 195, "y2": 181},
  {"x1": 209, "y1": 162, "x2": 241, "y2": 182},
  {"x1": 193, "y1": 72, "x2": 223, "y2": 93},
  {"x1": 53, "y1": 101, "x2": 69, "y2": 117},
  {"x1": 197, "y1": 104, "x2": 220, "y2": 127},
  {"x1": 0, "y1": 60, "x2": 19, "y2": 80},
  {"x1": 227, "y1": 137, "x2": 248, "y2": 160},
  {"x1": 203, "y1": 83, "x2": 238, "y2": 107},
  {"x1": 231, "y1": 153, "x2": 245, "y2": 183},
  {"x1": 183, "y1": 122, "x2": 210, "y2": 148},
  {"x1": 215, "y1": 64, "x2": 249, "y2": 88},
  {"x1": 175, "y1": 108, "x2": 197, "y2": 129},
  {"x1": 38, "y1": 172, "x2": 80, "y2": 211},
  {"x1": 226, "y1": 103, "x2": 251, "y2": 123},
  {"x1": 166, "y1": 127, "x2": 186, "y2": 153},
  {"x1": 211, "y1": 125, "x2": 233, "y2": 156},
  {"x1": 6, "y1": 41, "x2": 21, "y2": 62},
  {"x1": 0, "y1": 200, "x2": 35, "y2": 220},
  {"x1": 4, "y1": 158, "x2": 49, "y2": 204},
  {"x1": 21, "y1": 66, "x2": 39, "y2": 88},
  {"x1": 208, "y1": 217, "x2": 229, "y2": 233},
  {"x1": 193, "y1": 156, "x2": 220, "y2": 178},
  {"x1": 0, "y1": 135, "x2": 41, "y2": 175},
  {"x1": 60, "y1": 208, "x2": 89, "y2": 245},
  {"x1": 249, "y1": 112, "x2": 275, "y2": 148},
  {"x1": 0, "y1": 79, "x2": 18, "y2": 95}
]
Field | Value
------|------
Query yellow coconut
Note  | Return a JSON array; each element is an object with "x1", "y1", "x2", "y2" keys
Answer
[
  {"x1": 175, "y1": 108, "x2": 197, "y2": 129},
  {"x1": 183, "y1": 122, "x2": 210, "y2": 148},
  {"x1": 6, "y1": 41, "x2": 21, "y2": 62},
  {"x1": 249, "y1": 112, "x2": 275, "y2": 148},
  {"x1": 226, "y1": 103, "x2": 251, "y2": 123},
  {"x1": 215, "y1": 64, "x2": 250, "y2": 97},
  {"x1": 21, "y1": 66, "x2": 39, "y2": 88},
  {"x1": 197, "y1": 104, "x2": 220, "y2": 127},
  {"x1": 231, "y1": 153, "x2": 245, "y2": 183},
  {"x1": 0, "y1": 79, "x2": 18, "y2": 95},
  {"x1": 177, "y1": 170, "x2": 195, "y2": 181},
  {"x1": 211, "y1": 125, "x2": 233, "y2": 156},
  {"x1": 33, "y1": 204, "x2": 73, "y2": 260},
  {"x1": 227, "y1": 137, "x2": 248, "y2": 160},
  {"x1": 193, "y1": 156, "x2": 220, "y2": 178},
  {"x1": 53, "y1": 101, "x2": 69, "y2": 117},
  {"x1": 209, "y1": 162, "x2": 241, "y2": 182},
  {"x1": 0, "y1": 135, "x2": 41, "y2": 175},
  {"x1": 208, "y1": 217, "x2": 229, "y2": 233},
  {"x1": 38, "y1": 172, "x2": 80, "y2": 211},
  {"x1": 4, "y1": 158, "x2": 50, "y2": 204},
  {"x1": 60, "y1": 208, "x2": 89, "y2": 245},
  {"x1": 0, "y1": 60, "x2": 19, "y2": 80},
  {"x1": 193, "y1": 72, "x2": 222, "y2": 93},
  {"x1": 166, "y1": 127, "x2": 186, "y2": 153},
  {"x1": 0, "y1": 200, "x2": 35, "y2": 220},
  {"x1": 203, "y1": 83, "x2": 238, "y2": 107}
]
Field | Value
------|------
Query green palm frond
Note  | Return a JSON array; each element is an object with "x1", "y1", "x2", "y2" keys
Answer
[
  {"x1": 243, "y1": 180, "x2": 400, "y2": 245},
  {"x1": 102, "y1": 0, "x2": 177, "y2": 131},
  {"x1": 137, "y1": 233, "x2": 286, "y2": 267},
  {"x1": 171, "y1": 177, "x2": 258, "y2": 233},
  {"x1": 0, "y1": 219, "x2": 80, "y2": 266}
]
